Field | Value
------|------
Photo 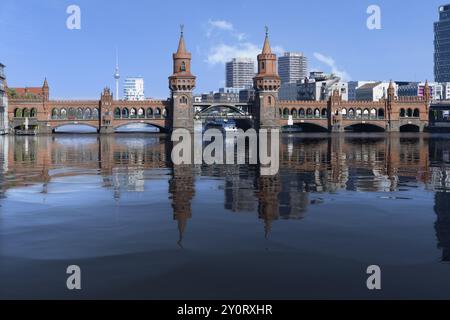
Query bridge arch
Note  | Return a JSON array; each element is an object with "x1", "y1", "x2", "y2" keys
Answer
[
  {"x1": 299, "y1": 108, "x2": 305, "y2": 118},
  {"x1": 14, "y1": 108, "x2": 22, "y2": 118},
  {"x1": 84, "y1": 108, "x2": 93, "y2": 120},
  {"x1": 195, "y1": 104, "x2": 248, "y2": 119},
  {"x1": 138, "y1": 108, "x2": 145, "y2": 119},
  {"x1": 122, "y1": 108, "x2": 129, "y2": 118},
  {"x1": 291, "y1": 121, "x2": 329, "y2": 132},
  {"x1": 52, "y1": 122, "x2": 99, "y2": 133},
  {"x1": 23, "y1": 108, "x2": 30, "y2": 118},
  {"x1": 348, "y1": 108, "x2": 355, "y2": 119},
  {"x1": 60, "y1": 108, "x2": 67, "y2": 119},
  {"x1": 114, "y1": 121, "x2": 167, "y2": 133},
  {"x1": 130, "y1": 108, "x2": 137, "y2": 119},
  {"x1": 400, "y1": 124, "x2": 420, "y2": 132},
  {"x1": 51, "y1": 108, "x2": 59, "y2": 119},
  {"x1": 344, "y1": 123, "x2": 385, "y2": 132}
]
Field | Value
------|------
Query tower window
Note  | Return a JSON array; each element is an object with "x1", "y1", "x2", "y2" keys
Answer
[
  {"x1": 262, "y1": 62, "x2": 265, "y2": 70},
  {"x1": 181, "y1": 61, "x2": 186, "y2": 72}
]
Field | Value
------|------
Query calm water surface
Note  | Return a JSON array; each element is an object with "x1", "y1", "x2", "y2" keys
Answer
[{"x1": 1, "y1": 133, "x2": 450, "y2": 299}]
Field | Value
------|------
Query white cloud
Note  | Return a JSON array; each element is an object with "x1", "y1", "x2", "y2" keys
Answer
[
  {"x1": 208, "y1": 19, "x2": 234, "y2": 31},
  {"x1": 313, "y1": 52, "x2": 351, "y2": 81},
  {"x1": 207, "y1": 19, "x2": 235, "y2": 38},
  {"x1": 206, "y1": 42, "x2": 260, "y2": 65},
  {"x1": 207, "y1": 43, "x2": 284, "y2": 66}
]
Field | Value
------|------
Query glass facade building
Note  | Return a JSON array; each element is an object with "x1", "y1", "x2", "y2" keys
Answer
[{"x1": 435, "y1": 4, "x2": 450, "y2": 83}]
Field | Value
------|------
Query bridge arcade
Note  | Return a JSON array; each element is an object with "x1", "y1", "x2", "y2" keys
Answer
[{"x1": 7, "y1": 29, "x2": 431, "y2": 134}]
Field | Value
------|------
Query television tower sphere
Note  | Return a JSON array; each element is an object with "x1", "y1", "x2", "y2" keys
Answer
[{"x1": 114, "y1": 67, "x2": 120, "y2": 80}]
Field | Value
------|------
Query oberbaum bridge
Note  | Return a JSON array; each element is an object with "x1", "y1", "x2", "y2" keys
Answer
[{"x1": 7, "y1": 29, "x2": 431, "y2": 134}]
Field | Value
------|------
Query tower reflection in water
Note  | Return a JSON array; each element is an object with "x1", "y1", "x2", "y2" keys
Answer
[{"x1": 1, "y1": 133, "x2": 450, "y2": 258}]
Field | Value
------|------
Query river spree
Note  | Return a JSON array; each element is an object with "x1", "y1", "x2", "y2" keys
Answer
[{"x1": 1, "y1": 133, "x2": 450, "y2": 299}]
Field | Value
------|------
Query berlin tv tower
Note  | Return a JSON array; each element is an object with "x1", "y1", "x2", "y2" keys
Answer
[{"x1": 114, "y1": 48, "x2": 120, "y2": 101}]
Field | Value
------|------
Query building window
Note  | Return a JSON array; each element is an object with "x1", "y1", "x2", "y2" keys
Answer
[{"x1": 181, "y1": 61, "x2": 186, "y2": 72}]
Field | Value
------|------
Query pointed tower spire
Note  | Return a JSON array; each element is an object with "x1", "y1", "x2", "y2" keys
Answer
[
  {"x1": 177, "y1": 24, "x2": 187, "y2": 54},
  {"x1": 424, "y1": 79, "x2": 431, "y2": 102},
  {"x1": 389, "y1": 79, "x2": 394, "y2": 89},
  {"x1": 262, "y1": 26, "x2": 272, "y2": 54},
  {"x1": 387, "y1": 79, "x2": 395, "y2": 103},
  {"x1": 42, "y1": 77, "x2": 49, "y2": 101}
]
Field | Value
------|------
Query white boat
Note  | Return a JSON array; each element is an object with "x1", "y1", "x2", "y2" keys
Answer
[{"x1": 222, "y1": 125, "x2": 238, "y2": 133}]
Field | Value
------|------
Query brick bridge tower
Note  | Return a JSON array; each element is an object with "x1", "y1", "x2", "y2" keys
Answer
[
  {"x1": 99, "y1": 87, "x2": 114, "y2": 133},
  {"x1": 169, "y1": 26, "x2": 196, "y2": 132},
  {"x1": 253, "y1": 27, "x2": 281, "y2": 130},
  {"x1": 386, "y1": 80, "x2": 398, "y2": 132}
]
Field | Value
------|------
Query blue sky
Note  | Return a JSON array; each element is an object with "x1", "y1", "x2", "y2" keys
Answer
[{"x1": 0, "y1": 0, "x2": 446, "y2": 99}]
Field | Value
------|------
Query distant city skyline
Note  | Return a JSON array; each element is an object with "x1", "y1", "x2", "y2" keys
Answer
[{"x1": 0, "y1": 0, "x2": 445, "y2": 99}]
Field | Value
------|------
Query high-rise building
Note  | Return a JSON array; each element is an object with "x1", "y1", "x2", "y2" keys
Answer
[
  {"x1": 278, "y1": 52, "x2": 308, "y2": 84},
  {"x1": 226, "y1": 58, "x2": 255, "y2": 88},
  {"x1": 123, "y1": 77, "x2": 145, "y2": 101},
  {"x1": 435, "y1": 4, "x2": 450, "y2": 82},
  {"x1": 0, "y1": 63, "x2": 8, "y2": 135}
]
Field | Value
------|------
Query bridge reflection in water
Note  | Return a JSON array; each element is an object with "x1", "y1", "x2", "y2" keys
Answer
[
  {"x1": 2, "y1": 133, "x2": 450, "y2": 298},
  {"x1": 1, "y1": 133, "x2": 450, "y2": 256}
]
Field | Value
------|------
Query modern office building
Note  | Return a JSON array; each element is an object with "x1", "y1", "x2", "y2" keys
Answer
[
  {"x1": 442, "y1": 82, "x2": 450, "y2": 99},
  {"x1": 123, "y1": 77, "x2": 145, "y2": 101},
  {"x1": 398, "y1": 82, "x2": 444, "y2": 100},
  {"x1": 199, "y1": 88, "x2": 241, "y2": 104},
  {"x1": 278, "y1": 52, "x2": 308, "y2": 84},
  {"x1": 348, "y1": 81, "x2": 377, "y2": 101},
  {"x1": 355, "y1": 82, "x2": 397, "y2": 101},
  {"x1": 0, "y1": 63, "x2": 8, "y2": 134},
  {"x1": 279, "y1": 82, "x2": 300, "y2": 101},
  {"x1": 239, "y1": 88, "x2": 255, "y2": 103},
  {"x1": 225, "y1": 58, "x2": 255, "y2": 88},
  {"x1": 435, "y1": 4, "x2": 450, "y2": 82},
  {"x1": 297, "y1": 72, "x2": 348, "y2": 101}
]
